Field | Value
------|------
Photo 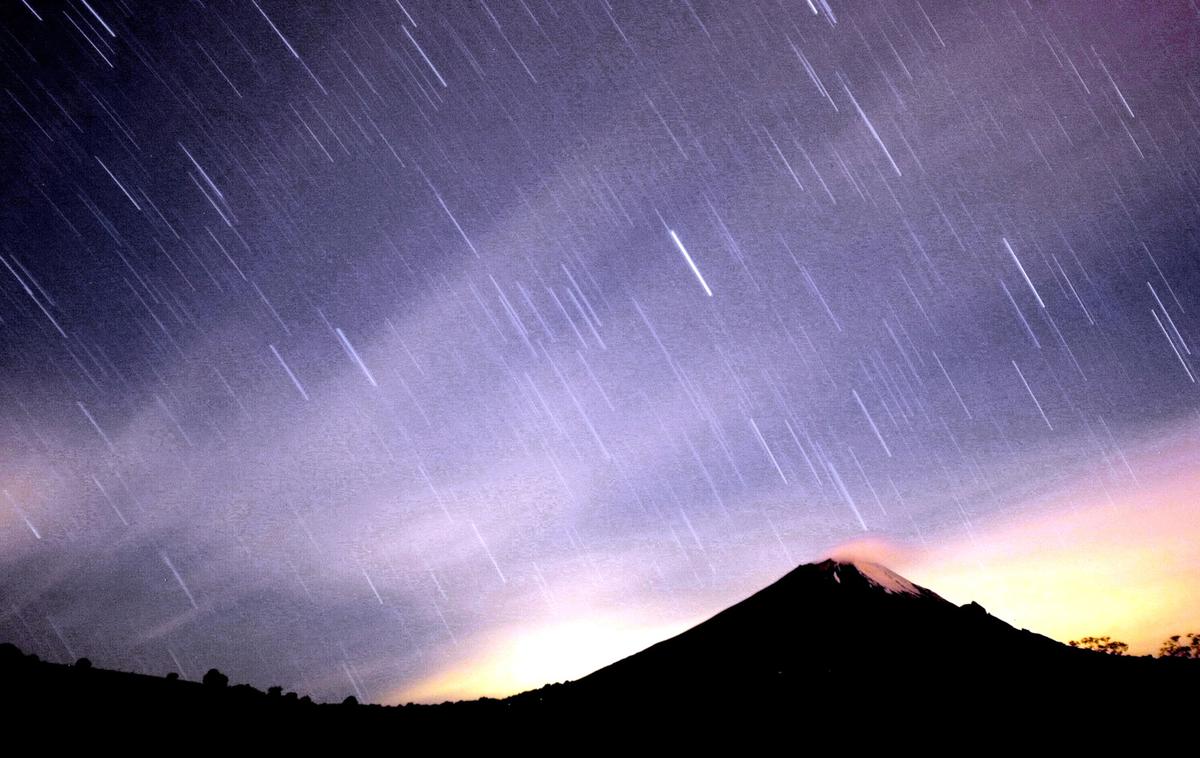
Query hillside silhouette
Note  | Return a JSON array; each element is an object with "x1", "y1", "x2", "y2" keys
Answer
[{"x1": 3, "y1": 559, "x2": 1195, "y2": 737}]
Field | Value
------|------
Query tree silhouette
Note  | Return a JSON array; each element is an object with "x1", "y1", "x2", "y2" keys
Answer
[
  {"x1": 1067, "y1": 636, "x2": 1129, "y2": 655},
  {"x1": 202, "y1": 668, "x2": 229, "y2": 688},
  {"x1": 74, "y1": 657, "x2": 92, "y2": 670},
  {"x1": 1158, "y1": 633, "x2": 1200, "y2": 659}
]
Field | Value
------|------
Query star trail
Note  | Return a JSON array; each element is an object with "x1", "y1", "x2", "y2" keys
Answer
[{"x1": 2, "y1": 1, "x2": 1199, "y2": 703}]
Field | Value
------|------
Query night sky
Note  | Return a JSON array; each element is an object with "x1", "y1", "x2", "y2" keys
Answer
[{"x1": 3, "y1": 0, "x2": 1200, "y2": 703}]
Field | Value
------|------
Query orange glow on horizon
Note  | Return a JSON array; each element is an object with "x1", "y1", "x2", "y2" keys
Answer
[
  {"x1": 889, "y1": 449, "x2": 1200, "y2": 656},
  {"x1": 388, "y1": 613, "x2": 699, "y2": 705},
  {"x1": 393, "y1": 433, "x2": 1200, "y2": 703}
]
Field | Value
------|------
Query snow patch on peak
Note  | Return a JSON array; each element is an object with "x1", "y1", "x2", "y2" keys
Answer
[{"x1": 850, "y1": 560, "x2": 922, "y2": 596}]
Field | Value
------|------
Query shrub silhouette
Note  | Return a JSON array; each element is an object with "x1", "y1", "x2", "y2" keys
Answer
[
  {"x1": 342, "y1": 695, "x2": 359, "y2": 706},
  {"x1": 268, "y1": 686, "x2": 283, "y2": 697},
  {"x1": 75, "y1": 657, "x2": 92, "y2": 670},
  {"x1": 1158, "y1": 633, "x2": 1200, "y2": 659},
  {"x1": 166, "y1": 672, "x2": 179, "y2": 681},
  {"x1": 1067, "y1": 636, "x2": 1128, "y2": 655},
  {"x1": 202, "y1": 668, "x2": 229, "y2": 688}
]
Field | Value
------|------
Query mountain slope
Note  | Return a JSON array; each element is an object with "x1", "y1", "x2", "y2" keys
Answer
[{"x1": 530, "y1": 558, "x2": 1195, "y2": 715}]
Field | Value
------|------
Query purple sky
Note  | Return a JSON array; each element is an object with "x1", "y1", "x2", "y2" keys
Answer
[{"x1": 1, "y1": 0, "x2": 1199, "y2": 702}]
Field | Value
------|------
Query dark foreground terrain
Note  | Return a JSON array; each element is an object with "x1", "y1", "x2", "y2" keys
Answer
[{"x1": 3, "y1": 559, "x2": 1195, "y2": 740}]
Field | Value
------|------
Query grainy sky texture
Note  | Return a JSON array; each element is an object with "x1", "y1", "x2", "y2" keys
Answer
[{"x1": 2, "y1": 1, "x2": 1199, "y2": 703}]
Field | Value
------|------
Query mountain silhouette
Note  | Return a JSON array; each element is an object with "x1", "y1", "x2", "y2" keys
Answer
[
  {"x1": 515, "y1": 558, "x2": 1198, "y2": 726},
  {"x1": 3, "y1": 558, "x2": 1196, "y2": 739},
  {"x1": 570, "y1": 557, "x2": 1079, "y2": 695}
]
